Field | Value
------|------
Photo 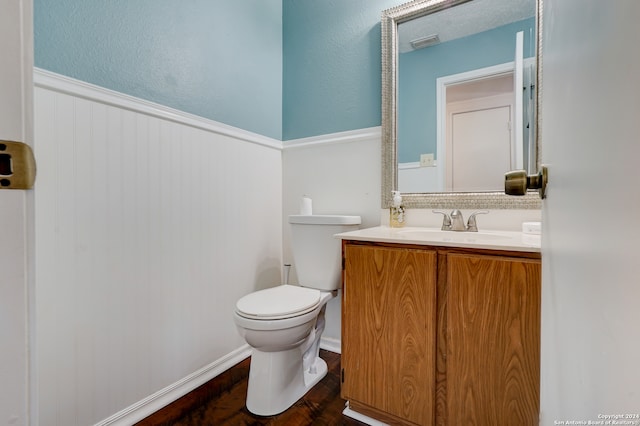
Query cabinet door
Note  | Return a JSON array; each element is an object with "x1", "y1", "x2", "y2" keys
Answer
[
  {"x1": 342, "y1": 244, "x2": 437, "y2": 425},
  {"x1": 446, "y1": 253, "x2": 540, "y2": 425}
]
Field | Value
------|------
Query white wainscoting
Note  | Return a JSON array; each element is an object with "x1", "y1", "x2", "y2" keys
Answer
[
  {"x1": 398, "y1": 161, "x2": 441, "y2": 193},
  {"x1": 282, "y1": 128, "x2": 382, "y2": 346},
  {"x1": 33, "y1": 69, "x2": 283, "y2": 426}
]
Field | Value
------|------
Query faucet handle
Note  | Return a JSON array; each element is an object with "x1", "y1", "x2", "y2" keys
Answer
[
  {"x1": 466, "y1": 210, "x2": 489, "y2": 232},
  {"x1": 432, "y1": 210, "x2": 451, "y2": 231}
]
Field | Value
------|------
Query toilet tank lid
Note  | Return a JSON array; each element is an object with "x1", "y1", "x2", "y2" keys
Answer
[{"x1": 288, "y1": 215, "x2": 361, "y2": 225}]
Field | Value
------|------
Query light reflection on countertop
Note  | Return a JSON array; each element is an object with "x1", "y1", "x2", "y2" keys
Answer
[{"x1": 335, "y1": 226, "x2": 541, "y2": 253}]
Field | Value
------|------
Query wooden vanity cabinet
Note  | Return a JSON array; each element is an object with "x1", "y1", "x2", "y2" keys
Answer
[{"x1": 341, "y1": 241, "x2": 541, "y2": 426}]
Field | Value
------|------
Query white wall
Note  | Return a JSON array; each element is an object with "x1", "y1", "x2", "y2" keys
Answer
[
  {"x1": 282, "y1": 128, "x2": 382, "y2": 348},
  {"x1": 33, "y1": 70, "x2": 283, "y2": 425},
  {"x1": 398, "y1": 162, "x2": 441, "y2": 193}
]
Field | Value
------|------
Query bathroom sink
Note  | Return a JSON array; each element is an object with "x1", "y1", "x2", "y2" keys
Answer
[{"x1": 396, "y1": 228, "x2": 511, "y2": 243}]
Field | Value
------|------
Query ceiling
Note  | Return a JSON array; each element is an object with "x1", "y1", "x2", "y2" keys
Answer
[{"x1": 398, "y1": 0, "x2": 535, "y2": 53}]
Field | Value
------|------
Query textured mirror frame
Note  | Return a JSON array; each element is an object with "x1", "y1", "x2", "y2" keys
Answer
[{"x1": 381, "y1": 0, "x2": 543, "y2": 209}]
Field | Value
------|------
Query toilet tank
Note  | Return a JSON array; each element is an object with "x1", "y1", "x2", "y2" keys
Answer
[{"x1": 289, "y1": 215, "x2": 361, "y2": 291}]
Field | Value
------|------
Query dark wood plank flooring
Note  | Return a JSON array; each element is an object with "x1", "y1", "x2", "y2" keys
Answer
[{"x1": 136, "y1": 350, "x2": 365, "y2": 425}]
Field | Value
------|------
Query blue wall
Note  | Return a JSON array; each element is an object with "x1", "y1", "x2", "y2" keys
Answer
[
  {"x1": 39, "y1": 0, "x2": 502, "y2": 142},
  {"x1": 34, "y1": 0, "x2": 283, "y2": 140},
  {"x1": 398, "y1": 18, "x2": 535, "y2": 163},
  {"x1": 282, "y1": 0, "x2": 402, "y2": 141}
]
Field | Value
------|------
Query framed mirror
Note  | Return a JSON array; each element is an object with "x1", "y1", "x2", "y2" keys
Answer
[{"x1": 381, "y1": 0, "x2": 543, "y2": 209}]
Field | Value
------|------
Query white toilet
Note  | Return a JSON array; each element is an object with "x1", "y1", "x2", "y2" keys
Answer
[{"x1": 233, "y1": 214, "x2": 361, "y2": 416}]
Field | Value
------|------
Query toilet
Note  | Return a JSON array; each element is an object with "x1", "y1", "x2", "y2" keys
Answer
[{"x1": 233, "y1": 214, "x2": 361, "y2": 416}]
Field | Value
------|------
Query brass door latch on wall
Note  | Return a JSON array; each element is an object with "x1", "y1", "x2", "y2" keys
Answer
[{"x1": 0, "y1": 140, "x2": 36, "y2": 189}]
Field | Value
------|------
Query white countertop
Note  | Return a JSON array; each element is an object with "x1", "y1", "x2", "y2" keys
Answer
[{"x1": 335, "y1": 226, "x2": 541, "y2": 253}]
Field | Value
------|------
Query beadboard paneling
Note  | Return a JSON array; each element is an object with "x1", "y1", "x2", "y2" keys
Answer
[
  {"x1": 34, "y1": 74, "x2": 282, "y2": 426},
  {"x1": 282, "y1": 128, "x2": 382, "y2": 344}
]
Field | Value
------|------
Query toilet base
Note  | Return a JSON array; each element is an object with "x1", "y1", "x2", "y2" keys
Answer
[{"x1": 245, "y1": 347, "x2": 328, "y2": 416}]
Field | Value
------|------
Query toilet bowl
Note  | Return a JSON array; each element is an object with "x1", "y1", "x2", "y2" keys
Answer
[
  {"x1": 233, "y1": 214, "x2": 360, "y2": 416},
  {"x1": 234, "y1": 286, "x2": 334, "y2": 415}
]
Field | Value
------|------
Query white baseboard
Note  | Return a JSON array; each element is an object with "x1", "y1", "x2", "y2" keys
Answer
[
  {"x1": 320, "y1": 336, "x2": 341, "y2": 354},
  {"x1": 94, "y1": 345, "x2": 252, "y2": 426},
  {"x1": 343, "y1": 402, "x2": 389, "y2": 426}
]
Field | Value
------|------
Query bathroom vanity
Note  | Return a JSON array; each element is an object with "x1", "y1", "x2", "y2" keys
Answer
[{"x1": 337, "y1": 227, "x2": 541, "y2": 426}]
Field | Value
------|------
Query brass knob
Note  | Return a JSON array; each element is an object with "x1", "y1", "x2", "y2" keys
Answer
[
  {"x1": 504, "y1": 165, "x2": 548, "y2": 199},
  {"x1": 0, "y1": 140, "x2": 37, "y2": 189}
]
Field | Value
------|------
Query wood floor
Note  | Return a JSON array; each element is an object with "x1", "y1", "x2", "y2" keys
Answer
[{"x1": 136, "y1": 350, "x2": 365, "y2": 425}]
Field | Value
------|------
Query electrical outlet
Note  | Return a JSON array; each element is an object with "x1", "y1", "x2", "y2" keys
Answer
[{"x1": 420, "y1": 153, "x2": 435, "y2": 167}]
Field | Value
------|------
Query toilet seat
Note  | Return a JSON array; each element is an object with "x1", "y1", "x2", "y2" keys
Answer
[{"x1": 236, "y1": 285, "x2": 321, "y2": 320}]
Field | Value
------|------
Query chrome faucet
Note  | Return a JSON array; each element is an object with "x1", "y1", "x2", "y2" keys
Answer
[
  {"x1": 449, "y1": 209, "x2": 466, "y2": 231},
  {"x1": 432, "y1": 210, "x2": 489, "y2": 232}
]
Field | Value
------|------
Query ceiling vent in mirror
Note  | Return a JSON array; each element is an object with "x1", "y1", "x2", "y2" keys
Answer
[{"x1": 410, "y1": 34, "x2": 440, "y2": 50}]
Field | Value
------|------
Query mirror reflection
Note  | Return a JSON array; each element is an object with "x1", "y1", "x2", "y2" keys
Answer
[{"x1": 396, "y1": 0, "x2": 537, "y2": 193}]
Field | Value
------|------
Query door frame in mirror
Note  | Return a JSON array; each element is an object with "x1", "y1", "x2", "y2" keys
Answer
[{"x1": 381, "y1": 0, "x2": 543, "y2": 209}]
